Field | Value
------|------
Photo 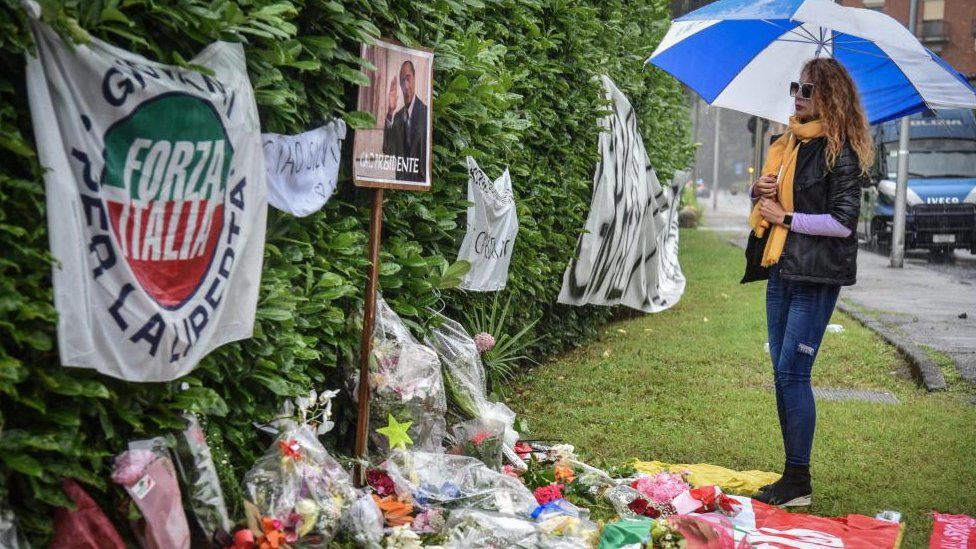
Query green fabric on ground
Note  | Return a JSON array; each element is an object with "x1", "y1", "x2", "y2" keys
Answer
[
  {"x1": 598, "y1": 518, "x2": 653, "y2": 549},
  {"x1": 633, "y1": 460, "x2": 781, "y2": 496}
]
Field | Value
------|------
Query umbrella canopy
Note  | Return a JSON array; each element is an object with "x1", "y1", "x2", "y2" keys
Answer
[{"x1": 647, "y1": 0, "x2": 976, "y2": 124}]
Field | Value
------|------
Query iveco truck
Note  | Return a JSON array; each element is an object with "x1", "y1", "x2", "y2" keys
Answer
[{"x1": 866, "y1": 109, "x2": 976, "y2": 258}]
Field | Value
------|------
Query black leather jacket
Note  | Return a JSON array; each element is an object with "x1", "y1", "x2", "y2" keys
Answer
[{"x1": 742, "y1": 137, "x2": 867, "y2": 286}]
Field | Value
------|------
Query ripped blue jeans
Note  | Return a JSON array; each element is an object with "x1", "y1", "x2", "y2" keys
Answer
[{"x1": 766, "y1": 265, "x2": 841, "y2": 467}]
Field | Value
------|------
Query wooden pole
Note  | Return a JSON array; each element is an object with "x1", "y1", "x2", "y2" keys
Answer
[{"x1": 354, "y1": 188, "x2": 384, "y2": 485}]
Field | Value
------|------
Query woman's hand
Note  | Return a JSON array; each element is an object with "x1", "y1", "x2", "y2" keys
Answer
[
  {"x1": 753, "y1": 174, "x2": 778, "y2": 199},
  {"x1": 759, "y1": 198, "x2": 790, "y2": 226}
]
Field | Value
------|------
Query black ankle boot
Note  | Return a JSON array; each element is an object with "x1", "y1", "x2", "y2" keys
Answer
[{"x1": 754, "y1": 465, "x2": 812, "y2": 507}]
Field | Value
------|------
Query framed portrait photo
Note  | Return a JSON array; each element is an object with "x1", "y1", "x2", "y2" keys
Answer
[{"x1": 353, "y1": 39, "x2": 434, "y2": 191}]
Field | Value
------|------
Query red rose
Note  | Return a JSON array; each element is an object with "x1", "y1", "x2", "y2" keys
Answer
[
  {"x1": 627, "y1": 497, "x2": 661, "y2": 518},
  {"x1": 628, "y1": 497, "x2": 649, "y2": 515}
]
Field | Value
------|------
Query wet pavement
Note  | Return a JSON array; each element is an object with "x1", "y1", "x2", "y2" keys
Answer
[{"x1": 703, "y1": 190, "x2": 976, "y2": 385}]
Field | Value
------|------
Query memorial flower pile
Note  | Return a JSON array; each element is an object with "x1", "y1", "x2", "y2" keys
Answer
[
  {"x1": 242, "y1": 423, "x2": 359, "y2": 547},
  {"x1": 85, "y1": 317, "x2": 898, "y2": 549}
]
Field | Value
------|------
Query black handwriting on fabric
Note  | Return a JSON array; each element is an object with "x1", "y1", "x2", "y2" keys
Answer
[{"x1": 564, "y1": 97, "x2": 670, "y2": 309}]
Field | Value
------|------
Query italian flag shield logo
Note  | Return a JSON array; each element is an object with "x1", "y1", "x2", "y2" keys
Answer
[{"x1": 101, "y1": 94, "x2": 230, "y2": 308}]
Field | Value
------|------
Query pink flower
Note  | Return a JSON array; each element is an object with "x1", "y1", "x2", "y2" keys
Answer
[
  {"x1": 533, "y1": 483, "x2": 564, "y2": 505},
  {"x1": 474, "y1": 332, "x2": 496, "y2": 354},
  {"x1": 513, "y1": 441, "x2": 532, "y2": 459},
  {"x1": 502, "y1": 465, "x2": 521, "y2": 478},
  {"x1": 630, "y1": 472, "x2": 690, "y2": 505},
  {"x1": 110, "y1": 449, "x2": 157, "y2": 486},
  {"x1": 411, "y1": 508, "x2": 445, "y2": 534}
]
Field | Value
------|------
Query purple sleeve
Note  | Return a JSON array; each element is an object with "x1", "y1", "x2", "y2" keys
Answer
[{"x1": 790, "y1": 213, "x2": 852, "y2": 238}]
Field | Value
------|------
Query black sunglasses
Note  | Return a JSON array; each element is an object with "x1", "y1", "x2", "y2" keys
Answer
[{"x1": 789, "y1": 81, "x2": 814, "y2": 100}]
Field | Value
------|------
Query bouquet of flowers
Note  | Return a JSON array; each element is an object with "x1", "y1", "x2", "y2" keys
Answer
[
  {"x1": 425, "y1": 315, "x2": 522, "y2": 468},
  {"x1": 650, "y1": 519, "x2": 685, "y2": 549},
  {"x1": 671, "y1": 486, "x2": 741, "y2": 516},
  {"x1": 410, "y1": 508, "x2": 446, "y2": 535},
  {"x1": 0, "y1": 505, "x2": 28, "y2": 549},
  {"x1": 604, "y1": 482, "x2": 664, "y2": 520},
  {"x1": 449, "y1": 418, "x2": 505, "y2": 471},
  {"x1": 111, "y1": 438, "x2": 191, "y2": 549},
  {"x1": 442, "y1": 509, "x2": 541, "y2": 548},
  {"x1": 426, "y1": 315, "x2": 488, "y2": 420},
  {"x1": 518, "y1": 444, "x2": 617, "y2": 507},
  {"x1": 381, "y1": 450, "x2": 537, "y2": 516},
  {"x1": 621, "y1": 471, "x2": 690, "y2": 519},
  {"x1": 365, "y1": 468, "x2": 448, "y2": 536},
  {"x1": 351, "y1": 296, "x2": 447, "y2": 454},
  {"x1": 173, "y1": 413, "x2": 233, "y2": 543},
  {"x1": 533, "y1": 499, "x2": 600, "y2": 549},
  {"x1": 343, "y1": 494, "x2": 385, "y2": 548},
  {"x1": 631, "y1": 472, "x2": 689, "y2": 505},
  {"x1": 242, "y1": 422, "x2": 358, "y2": 547}
]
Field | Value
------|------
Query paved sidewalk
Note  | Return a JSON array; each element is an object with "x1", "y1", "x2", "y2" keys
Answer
[{"x1": 703, "y1": 190, "x2": 976, "y2": 387}]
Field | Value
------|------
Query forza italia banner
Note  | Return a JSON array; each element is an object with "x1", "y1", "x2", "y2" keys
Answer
[{"x1": 26, "y1": 18, "x2": 267, "y2": 382}]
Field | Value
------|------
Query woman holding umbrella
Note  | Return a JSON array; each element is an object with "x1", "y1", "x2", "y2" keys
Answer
[
  {"x1": 648, "y1": 0, "x2": 976, "y2": 511},
  {"x1": 745, "y1": 57, "x2": 874, "y2": 507}
]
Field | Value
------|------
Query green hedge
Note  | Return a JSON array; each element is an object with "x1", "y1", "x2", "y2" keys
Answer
[{"x1": 0, "y1": 0, "x2": 693, "y2": 541}]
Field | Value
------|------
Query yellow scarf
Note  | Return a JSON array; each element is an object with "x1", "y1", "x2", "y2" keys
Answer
[{"x1": 748, "y1": 117, "x2": 825, "y2": 266}]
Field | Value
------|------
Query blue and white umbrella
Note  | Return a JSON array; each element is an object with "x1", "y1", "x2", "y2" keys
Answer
[{"x1": 648, "y1": 0, "x2": 976, "y2": 124}]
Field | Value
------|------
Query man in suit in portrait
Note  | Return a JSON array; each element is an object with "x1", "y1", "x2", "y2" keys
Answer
[{"x1": 383, "y1": 60, "x2": 428, "y2": 183}]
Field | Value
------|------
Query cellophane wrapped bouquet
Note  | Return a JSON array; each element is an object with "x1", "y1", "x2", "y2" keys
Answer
[
  {"x1": 0, "y1": 504, "x2": 28, "y2": 549},
  {"x1": 110, "y1": 437, "x2": 191, "y2": 549},
  {"x1": 350, "y1": 296, "x2": 447, "y2": 454},
  {"x1": 442, "y1": 509, "x2": 541, "y2": 548},
  {"x1": 173, "y1": 413, "x2": 232, "y2": 543},
  {"x1": 381, "y1": 450, "x2": 537, "y2": 516},
  {"x1": 425, "y1": 314, "x2": 522, "y2": 467},
  {"x1": 448, "y1": 417, "x2": 505, "y2": 471},
  {"x1": 242, "y1": 421, "x2": 359, "y2": 547}
]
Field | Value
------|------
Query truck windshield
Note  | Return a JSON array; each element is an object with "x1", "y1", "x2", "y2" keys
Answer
[
  {"x1": 885, "y1": 139, "x2": 976, "y2": 179},
  {"x1": 885, "y1": 151, "x2": 976, "y2": 179}
]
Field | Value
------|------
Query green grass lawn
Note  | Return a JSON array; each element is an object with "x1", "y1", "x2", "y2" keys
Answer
[{"x1": 507, "y1": 229, "x2": 976, "y2": 548}]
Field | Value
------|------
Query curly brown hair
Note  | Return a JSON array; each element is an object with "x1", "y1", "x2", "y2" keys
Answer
[{"x1": 802, "y1": 57, "x2": 875, "y2": 174}]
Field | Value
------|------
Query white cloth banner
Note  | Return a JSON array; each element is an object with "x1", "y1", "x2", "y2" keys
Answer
[
  {"x1": 262, "y1": 120, "x2": 346, "y2": 217},
  {"x1": 26, "y1": 18, "x2": 267, "y2": 382},
  {"x1": 557, "y1": 75, "x2": 685, "y2": 313},
  {"x1": 456, "y1": 156, "x2": 518, "y2": 291}
]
